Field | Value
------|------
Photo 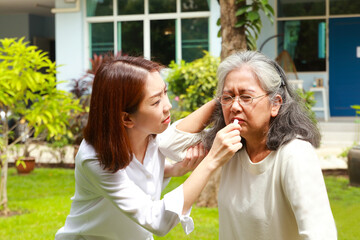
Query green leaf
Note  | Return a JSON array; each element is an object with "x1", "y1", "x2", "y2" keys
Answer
[
  {"x1": 235, "y1": 5, "x2": 251, "y2": 16},
  {"x1": 235, "y1": 19, "x2": 246, "y2": 28},
  {"x1": 247, "y1": 11, "x2": 260, "y2": 22},
  {"x1": 351, "y1": 105, "x2": 360, "y2": 110}
]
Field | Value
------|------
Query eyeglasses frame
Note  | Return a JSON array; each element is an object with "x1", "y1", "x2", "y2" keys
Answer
[{"x1": 217, "y1": 93, "x2": 269, "y2": 106}]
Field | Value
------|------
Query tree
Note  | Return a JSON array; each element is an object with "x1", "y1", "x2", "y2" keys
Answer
[
  {"x1": 219, "y1": 0, "x2": 274, "y2": 60},
  {"x1": 197, "y1": 0, "x2": 274, "y2": 207},
  {"x1": 0, "y1": 38, "x2": 81, "y2": 215}
]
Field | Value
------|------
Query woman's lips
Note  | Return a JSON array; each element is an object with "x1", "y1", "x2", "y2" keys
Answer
[
  {"x1": 232, "y1": 118, "x2": 244, "y2": 124},
  {"x1": 162, "y1": 116, "x2": 171, "y2": 124}
]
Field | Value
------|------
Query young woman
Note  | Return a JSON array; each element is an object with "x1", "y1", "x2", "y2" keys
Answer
[
  {"x1": 55, "y1": 56, "x2": 242, "y2": 240},
  {"x1": 161, "y1": 51, "x2": 337, "y2": 240}
]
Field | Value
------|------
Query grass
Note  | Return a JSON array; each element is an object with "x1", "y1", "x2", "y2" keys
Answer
[
  {"x1": 0, "y1": 168, "x2": 74, "y2": 239},
  {"x1": 0, "y1": 168, "x2": 360, "y2": 239},
  {"x1": 325, "y1": 176, "x2": 360, "y2": 239}
]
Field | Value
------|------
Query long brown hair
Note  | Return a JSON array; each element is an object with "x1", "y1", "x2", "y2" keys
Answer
[{"x1": 83, "y1": 56, "x2": 162, "y2": 172}]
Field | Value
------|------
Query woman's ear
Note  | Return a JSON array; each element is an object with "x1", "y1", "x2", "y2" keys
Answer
[
  {"x1": 121, "y1": 112, "x2": 135, "y2": 128},
  {"x1": 271, "y1": 95, "x2": 283, "y2": 117}
]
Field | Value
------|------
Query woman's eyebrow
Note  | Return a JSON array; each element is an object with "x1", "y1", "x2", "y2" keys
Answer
[
  {"x1": 223, "y1": 89, "x2": 255, "y2": 94},
  {"x1": 149, "y1": 85, "x2": 167, "y2": 99},
  {"x1": 149, "y1": 91, "x2": 162, "y2": 99}
]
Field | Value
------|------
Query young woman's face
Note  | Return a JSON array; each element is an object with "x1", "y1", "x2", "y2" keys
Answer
[
  {"x1": 130, "y1": 71, "x2": 172, "y2": 135},
  {"x1": 221, "y1": 66, "x2": 279, "y2": 141}
]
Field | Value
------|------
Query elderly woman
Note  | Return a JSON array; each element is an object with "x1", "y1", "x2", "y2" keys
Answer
[{"x1": 161, "y1": 51, "x2": 337, "y2": 240}]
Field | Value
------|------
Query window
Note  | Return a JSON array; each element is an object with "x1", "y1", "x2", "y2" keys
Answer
[
  {"x1": 277, "y1": 0, "x2": 325, "y2": 17},
  {"x1": 182, "y1": 18, "x2": 209, "y2": 62},
  {"x1": 277, "y1": 0, "x2": 327, "y2": 71},
  {"x1": 89, "y1": 22, "x2": 114, "y2": 56},
  {"x1": 330, "y1": 0, "x2": 360, "y2": 15},
  {"x1": 277, "y1": 0, "x2": 360, "y2": 72},
  {"x1": 181, "y1": 0, "x2": 209, "y2": 12},
  {"x1": 118, "y1": 21, "x2": 143, "y2": 56},
  {"x1": 118, "y1": 0, "x2": 144, "y2": 15},
  {"x1": 149, "y1": 0, "x2": 176, "y2": 13},
  {"x1": 278, "y1": 20, "x2": 326, "y2": 71},
  {"x1": 87, "y1": 0, "x2": 113, "y2": 17},
  {"x1": 151, "y1": 20, "x2": 176, "y2": 65},
  {"x1": 86, "y1": 0, "x2": 210, "y2": 66}
]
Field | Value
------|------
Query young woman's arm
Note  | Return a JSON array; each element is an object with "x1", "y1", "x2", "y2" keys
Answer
[
  {"x1": 182, "y1": 122, "x2": 241, "y2": 213},
  {"x1": 161, "y1": 99, "x2": 242, "y2": 213},
  {"x1": 164, "y1": 143, "x2": 206, "y2": 178}
]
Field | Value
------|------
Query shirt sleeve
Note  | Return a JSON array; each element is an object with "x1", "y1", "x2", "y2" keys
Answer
[
  {"x1": 158, "y1": 120, "x2": 203, "y2": 162},
  {"x1": 80, "y1": 158, "x2": 194, "y2": 236},
  {"x1": 281, "y1": 141, "x2": 337, "y2": 240}
]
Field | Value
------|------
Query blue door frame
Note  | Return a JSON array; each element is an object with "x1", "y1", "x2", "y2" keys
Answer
[{"x1": 329, "y1": 17, "x2": 360, "y2": 116}]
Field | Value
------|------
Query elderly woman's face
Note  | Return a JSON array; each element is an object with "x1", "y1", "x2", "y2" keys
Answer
[{"x1": 221, "y1": 66, "x2": 280, "y2": 141}]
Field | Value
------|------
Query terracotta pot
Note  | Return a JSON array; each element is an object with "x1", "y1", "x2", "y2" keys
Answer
[
  {"x1": 16, "y1": 156, "x2": 36, "y2": 174},
  {"x1": 348, "y1": 146, "x2": 360, "y2": 186}
]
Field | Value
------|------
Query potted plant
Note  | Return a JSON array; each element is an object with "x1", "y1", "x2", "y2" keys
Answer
[
  {"x1": 0, "y1": 37, "x2": 81, "y2": 214},
  {"x1": 348, "y1": 105, "x2": 360, "y2": 186}
]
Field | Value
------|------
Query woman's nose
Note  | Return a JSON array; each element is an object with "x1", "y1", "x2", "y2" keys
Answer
[
  {"x1": 164, "y1": 96, "x2": 172, "y2": 111},
  {"x1": 230, "y1": 97, "x2": 243, "y2": 112}
]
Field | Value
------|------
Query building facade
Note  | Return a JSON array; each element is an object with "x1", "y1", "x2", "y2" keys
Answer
[{"x1": 0, "y1": 0, "x2": 359, "y2": 118}]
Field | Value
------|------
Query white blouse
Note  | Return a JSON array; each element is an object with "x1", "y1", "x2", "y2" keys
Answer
[{"x1": 55, "y1": 123, "x2": 200, "y2": 240}]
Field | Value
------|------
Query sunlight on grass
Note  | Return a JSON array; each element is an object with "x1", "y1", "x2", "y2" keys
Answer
[
  {"x1": 0, "y1": 168, "x2": 359, "y2": 239},
  {"x1": 325, "y1": 176, "x2": 360, "y2": 239},
  {"x1": 0, "y1": 168, "x2": 74, "y2": 240}
]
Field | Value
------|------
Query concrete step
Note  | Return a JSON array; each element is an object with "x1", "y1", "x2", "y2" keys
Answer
[
  {"x1": 320, "y1": 132, "x2": 358, "y2": 146},
  {"x1": 318, "y1": 118, "x2": 359, "y2": 147},
  {"x1": 318, "y1": 122, "x2": 358, "y2": 132}
]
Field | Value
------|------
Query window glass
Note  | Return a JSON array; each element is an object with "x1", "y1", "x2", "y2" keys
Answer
[
  {"x1": 278, "y1": 20, "x2": 326, "y2": 71},
  {"x1": 89, "y1": 22, "x2": 114, "y2": 57},
  {"x1": 181, "y1": 0, "x2": 209, "y2": 12},
  {"x1": 118, "y1": 0, "x2": 144, "y2": 15},
  {"x1": 277, "y1": 0, "x2": 325, "y2": 17},
  {"x1": 330, "y1": 0, "x2": 360, "y2": 15},
  {"x1": 87, "y1": 0, "x2": 113, "y2": 17},
  {"x1": 118, "y1": 21, "x2": 143, "y2": 56},
  {"x1": 181, "y1": 18, "x2": 208, "y2": 62},
  {"x1": 151, "y1": 20, "x2": 175, "y2": 66},
  {"x1": 149, "y1": 0, "x2": 176, "y2": 13}
]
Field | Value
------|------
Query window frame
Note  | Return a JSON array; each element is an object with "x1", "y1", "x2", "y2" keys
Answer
[
  {"x1": 275, "y1": 0, "x2": 360, "y2": 73},
  {"x1": 84, "y1": 0, "x2": 211, "y2": 68}
]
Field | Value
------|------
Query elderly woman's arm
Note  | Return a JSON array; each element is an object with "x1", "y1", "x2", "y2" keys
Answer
[
  {"x1": 176, "y1": 99, "x2": 217, "y2": 133},
  {"x1": 159, "y1": 100, "x2": 217, "y2": 162}
]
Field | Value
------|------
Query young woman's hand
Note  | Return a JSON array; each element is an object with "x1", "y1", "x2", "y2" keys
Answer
[
  {"x1": 205, "y1": 122, "x2": 242, "y2": 170},
  {"x1": 164, "y1": 142, "x2": 207, "y2": 177}
]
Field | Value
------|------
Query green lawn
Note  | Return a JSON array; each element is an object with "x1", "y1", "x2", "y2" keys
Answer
[{"x1": 0, "y1": 168, "x2": 359, "y2": 239}]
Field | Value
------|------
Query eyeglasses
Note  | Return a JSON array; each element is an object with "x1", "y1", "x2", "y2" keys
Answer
[{"x1": 217, "y1": 93, "x2": 268, "y2": 106}]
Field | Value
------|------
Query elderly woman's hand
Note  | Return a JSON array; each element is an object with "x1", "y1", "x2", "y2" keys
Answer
[{"x1": 205, "y1": 122, "x2": 242, "y2": 170}]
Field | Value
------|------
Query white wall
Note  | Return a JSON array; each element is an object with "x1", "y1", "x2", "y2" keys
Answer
[
  {"x1": 257, "y1": 0, "x2": 277, "y2": 59},
  {"x1": 54, "y1": 0, "x2": 85, "y2": 91},
  {"x1": 209, "y1": 0, "x2": 221, "y2": 57}
]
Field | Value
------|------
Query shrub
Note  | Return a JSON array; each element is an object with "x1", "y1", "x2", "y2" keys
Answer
[{"x1": 166, "y1": 51, "x2": 220, "y2": 121}]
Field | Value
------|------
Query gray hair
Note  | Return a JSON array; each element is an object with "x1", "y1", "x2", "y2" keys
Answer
[{"x1": 203, "y1": 51, "x2": 320, "y2": 150}]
